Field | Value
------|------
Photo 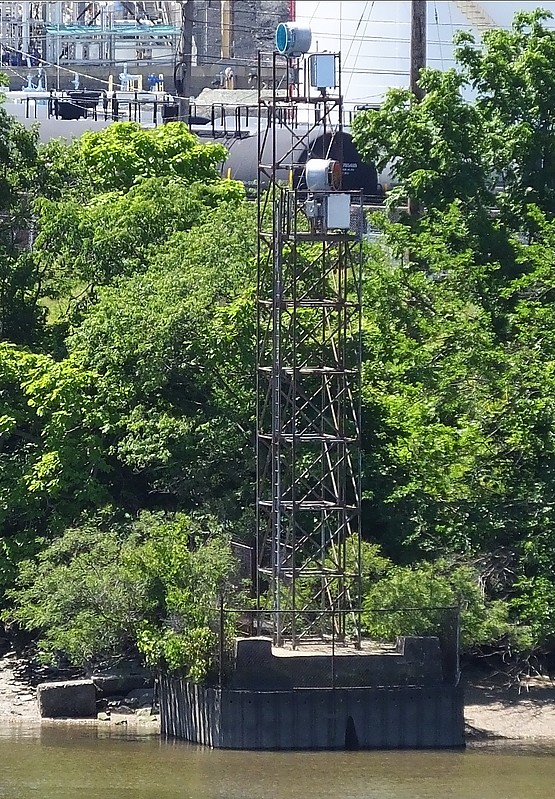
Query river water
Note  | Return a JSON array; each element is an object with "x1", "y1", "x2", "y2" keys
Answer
[{"x1": 1, "y1": 723, "x2": 554, "y2": 799}]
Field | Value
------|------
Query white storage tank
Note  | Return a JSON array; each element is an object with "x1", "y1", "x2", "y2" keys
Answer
[{"x1": 293, "y1": 1, "x2": 555, "y2": 109}]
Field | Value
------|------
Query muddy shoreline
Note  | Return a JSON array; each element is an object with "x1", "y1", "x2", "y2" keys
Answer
[
  {"x1": 2, "y1": 651, "x2": 555, "y2": 741},
  {"x1": 464, "y1": 676, "x2": 555, "y2": 741}
]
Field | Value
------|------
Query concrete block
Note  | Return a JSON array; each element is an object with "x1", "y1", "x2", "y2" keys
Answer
[
  {"x1": 232, "y1": 635, "x2": 444, "y2": 690},
  {"x1": 37, "y1": 679, "x2": 97, "y2": 718},
  {"x1": 234, "y1": 637, "x2": 272, "y2": 668}
]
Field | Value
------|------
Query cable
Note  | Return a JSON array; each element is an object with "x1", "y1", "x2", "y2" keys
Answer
[
  {"x1": 345, "y1": 1, "x2": 375, "y2": 101},
  {"x1": 2, "y1": 40, "x2": 443, "y2": 82},
  {"x1": 0, "y1": 4, "x2": 472, "y2": 100},
  {"x1": 342, "y1": 1, "x2": 370, "y2": 66},
  {"x1": 2, "y1": 43, "x2": 255, "y2": 92},
  {"x1": 4, "y1": 29, "x2": 475, "y2": 47},
  {"x1": 308, "y1": 1, "x2": 322, "y2": 24},
  {"x1": 2, "y1": 30, "x2": 472, "y2": 60},
  {"x1": 434, "y1": 0, "x2": 445, "y2": 70},
  {"x1": 2, "y1": 44, "x2": 114, "y2": 87},
  {"x1": 0, "y1": 12, "x2": 481, "y2": 49}
]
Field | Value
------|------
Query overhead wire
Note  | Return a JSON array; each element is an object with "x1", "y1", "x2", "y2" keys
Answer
[
  {"x1": 3, "y1": 27, "x2": 479, "y2": 48},
  {"x1": 0, "y1": 1, "x2": 494, "y2": 103},
  {"x1": 344, "y1": 1, "x2": 374, "y2": 100},
  {"x1": 342, "y1": 1, "x2": 370, "y2": 67},
  {"x1": 307, "y1": 1, "x2": 322, "y2": 24},
  {"x1": 2, "y1": 31, "x2": 459, "y2": 79},
  {"x1": 1, "y1": 7, "x2": 481, "y2": 53},
  {"x1": 434, "y1": 0, "x2": 445, "y2": 70},
  {"x1": 2, "y1": 41, "x2": 417, "y2": 100}
]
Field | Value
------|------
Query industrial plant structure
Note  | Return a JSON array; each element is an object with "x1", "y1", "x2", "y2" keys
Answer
[
  {"x1": 1, "y1": 3, "x2": 180, "y2": 70},
  {"x1": 0, "y1": 2, "x2": 289, "y2": 92},
  {"x1": 2, "y1": 2, "x2": 548, "y2": 101}
]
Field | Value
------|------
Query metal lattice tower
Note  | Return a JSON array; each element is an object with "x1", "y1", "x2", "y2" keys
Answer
[{"x1": 256, "y1": 44, "x2": 362, "y2": 647}]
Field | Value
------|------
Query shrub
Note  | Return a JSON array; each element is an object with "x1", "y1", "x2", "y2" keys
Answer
[
  {"x1": 4, "y1": 510, "x2": 237, "y2": 680},
  {"x1": 362, "y1": 558, "x2": 528, "y2": 651}
]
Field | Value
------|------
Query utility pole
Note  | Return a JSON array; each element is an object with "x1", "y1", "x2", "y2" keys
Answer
[
  {"x1": 221, "y1": 0, "x2": 232, "y2": 60},
  {"x1": 409, "y1": 0, "x2": 426, "y2": 216},
  {"x1": 221, "y1": 0, "x2": 234, "y2": 88},
  {"x1": 176, "y1": 0, "x2": 195, "y2": 123},
  {"x1": 410, "y1": 0, "x2": 426, "y2": 101}
]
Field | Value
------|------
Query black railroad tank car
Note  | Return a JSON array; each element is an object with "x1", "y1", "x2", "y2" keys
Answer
[{"x1": 196, "y1": 126, "x2": 380, "y2": 197}]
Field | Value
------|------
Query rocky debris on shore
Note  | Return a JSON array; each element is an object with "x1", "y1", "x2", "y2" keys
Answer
[
  {"x1": 0, "y1": 651, "x2": 159, "y2": 725},
  {"x1": 0, "y1": 650, "x2": 40, "y2": 720},
  {"x1": 96, "y1": 688, "x2": 158, "y2": 723},
  {"x1": 91, "y1": 663, "x2": 160, "y2": 724},
  {"x1": 4, "y1": 647, "x2": 555, "y2": 739}
]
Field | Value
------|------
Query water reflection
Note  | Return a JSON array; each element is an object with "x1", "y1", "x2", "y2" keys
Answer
[{"x1": 0, "y1": 723, "x2": 554, "y2": 799}]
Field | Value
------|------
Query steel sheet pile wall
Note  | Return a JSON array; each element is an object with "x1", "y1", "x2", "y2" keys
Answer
[{"x1": 160, "y1": 677, "x2": 465, "y2": 750}]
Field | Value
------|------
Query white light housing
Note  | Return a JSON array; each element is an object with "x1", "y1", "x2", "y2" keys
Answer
[
  {"x1": 275, "y1": 23, "x2": 312, "y2": 57},
  {"x1": 326, "y1": 194, "x2": 351, "y2": 230},
  {"x1": 305, "y1": 159, "x2": 342, "y2": 192}
]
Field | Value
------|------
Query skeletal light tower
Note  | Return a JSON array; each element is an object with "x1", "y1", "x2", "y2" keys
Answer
[{"x1": 256, "y1": 24, "x2": 362, "y2": 647}]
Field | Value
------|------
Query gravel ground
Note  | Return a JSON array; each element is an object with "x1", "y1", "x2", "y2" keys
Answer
[{"x1": 0, "y1": 651, "x2": 159, "y2": 728}]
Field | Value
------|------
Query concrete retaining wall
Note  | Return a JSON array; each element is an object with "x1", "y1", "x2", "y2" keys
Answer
[
  {"x1": 160, "y1": 678, "x2": 465, "y2": 750},
  {"x1": 232, "y1": 637, "x2": 444, "y2": 690}
]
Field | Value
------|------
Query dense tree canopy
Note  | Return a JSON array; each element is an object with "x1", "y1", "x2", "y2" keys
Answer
[
  {"x1": 7, "y1": 510, "x2": 237, "y2": 679},
  {"x1": 353, "y1": 9, "x2": 555, "y2": 226},
  {"x1": 37, "y1": 121, "x2": 228, "y2": 200},
  {"x1": 6, "y1": 11, "x2": 555, "y2": 674},
  {"x1": 66, "y1": 203, "x2": 256, "y2": 514},
  {"x1": 353, "y1": 9, "x2": 555, "y2": 650},
  {"x1": 0, "y1": 86, "x2": 43, "y2": 345},
  {"x1": 0, "y1": 121, "x2": 254, "y2": 618}
]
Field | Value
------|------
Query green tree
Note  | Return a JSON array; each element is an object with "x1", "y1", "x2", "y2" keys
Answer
[
  {"x1": 362, "y1": 558, "x2": 527, "y2": 651},
  {"x1": 65, "y1": 202, "x2": 257, "y2": 515},
  {"x1": 29, "y1": 121, "x2": 236, "y2": 337},
  {"x1": 37, "y1": 121, "x2": 228, "y2": 200},
  {"x1": 455, "y1": 9, "x2": 555, "y2": 222},
  {"x1": 33, "y1": 176, "x2": 245, "y2": 321},
  {"x1": 5, "y1": 510, "x2": 237, "y2": 679},
  {"x1": 0, "y1": 342, "x2": 112, "y2": 593},
  {"x1": 352, "y1": 70, "x2": 492, "y2": 213},
  {"x1": 352, "y1": 10, "x2": 555, "y2": 649},
  {"x1": 0, "y1": 104, "x2": 42, "y2": 344},
  {"x1": 353, "y1": 9, "x2": 555, "y2": 235},
  {"x1": 0, "y1": 120, "x2": 254, "y2": 603}
]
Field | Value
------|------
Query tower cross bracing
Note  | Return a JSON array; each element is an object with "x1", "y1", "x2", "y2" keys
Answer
[{"x1": 256, "y1": 50, "x2": 363, "y2": 647}]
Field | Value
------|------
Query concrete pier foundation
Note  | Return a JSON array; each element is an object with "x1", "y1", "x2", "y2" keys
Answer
[
  {"x1": 159, "y1": 636, "x2": 465, "y2": 750},
  {"x1": 160, "y1": 679, "x2": 464, "y2": 749}
]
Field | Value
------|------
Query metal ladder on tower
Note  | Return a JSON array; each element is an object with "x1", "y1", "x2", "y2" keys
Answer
[{"x1": 452, "y1": 1, "x2": 497, "y2": 34}]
